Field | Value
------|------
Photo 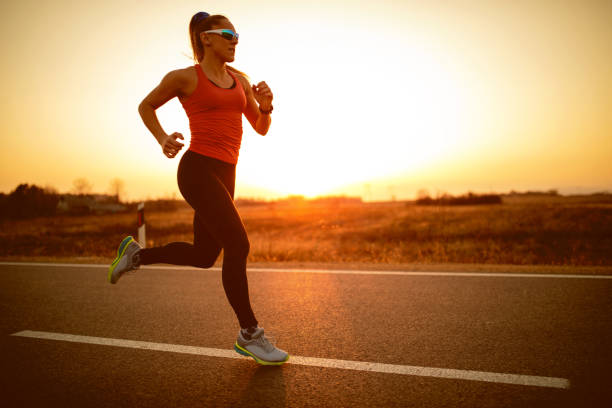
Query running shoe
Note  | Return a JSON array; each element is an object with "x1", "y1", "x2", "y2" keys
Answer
[
  {"x1": 234, "y1": 327, "x2": 290, "y2": 365},
  {"x1": 108, "y1": 236, "x2": 142, "y2": 284}
]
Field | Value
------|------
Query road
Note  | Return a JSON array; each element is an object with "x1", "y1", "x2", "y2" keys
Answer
[{"x1": 1, "y1": 262, "x2": 611, "y2": 407}]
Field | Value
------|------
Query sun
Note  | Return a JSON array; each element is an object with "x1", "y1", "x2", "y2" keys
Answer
[{"x1": 236, "y1": 30, "x2": 473, "y2": 198}]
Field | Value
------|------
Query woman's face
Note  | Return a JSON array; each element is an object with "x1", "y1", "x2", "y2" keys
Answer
[{"x1": 202, "y1": 19, "x2": 239, "y2": 63}]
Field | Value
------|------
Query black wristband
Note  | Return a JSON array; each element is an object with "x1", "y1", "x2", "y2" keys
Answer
[{"x1": 259, "y1": 105, "x2": 273, "y2": 114}]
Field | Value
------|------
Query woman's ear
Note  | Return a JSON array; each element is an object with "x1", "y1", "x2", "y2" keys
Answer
[{"x1": 200, "y1": 32, "x2": 209, "y2": 46}]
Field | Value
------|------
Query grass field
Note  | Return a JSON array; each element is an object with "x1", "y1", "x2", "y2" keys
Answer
[{"x1": 1, "y1": 194, "x2": 611, "y2": 269}]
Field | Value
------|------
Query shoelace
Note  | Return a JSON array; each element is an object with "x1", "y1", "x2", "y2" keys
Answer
[{"x1": 254, "y1": 333, "x2": 278, "y2": 353}]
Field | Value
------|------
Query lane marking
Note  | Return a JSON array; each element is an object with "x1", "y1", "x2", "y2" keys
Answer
[
  {"x1": 11, "y1": 330, "x2": 570, "y2": 389},
  {"x1": 1, "y1": 261, "x2": 611, "y2": 279}
]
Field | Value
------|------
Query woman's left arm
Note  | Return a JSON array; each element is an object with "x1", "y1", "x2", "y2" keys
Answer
[{"x1": 239, "y1": 76, "x2": 273, "y2": 136}]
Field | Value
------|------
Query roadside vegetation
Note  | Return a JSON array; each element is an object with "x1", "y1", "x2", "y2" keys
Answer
[{"x1": 1, "y1": 188, "x2": 610, "y2": 266}]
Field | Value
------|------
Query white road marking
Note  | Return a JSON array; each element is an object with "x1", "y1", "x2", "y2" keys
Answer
[
  {"x1": 1, "y1": 261, "x2": 611, "y2": 279},
  {"x1": 11, "y1": 330, "x2": 570, "y2": 390}
]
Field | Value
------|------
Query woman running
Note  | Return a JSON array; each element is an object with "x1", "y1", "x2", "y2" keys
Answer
[{"x1": 108, "y1": 11, "x2": 288, "y2": 365}]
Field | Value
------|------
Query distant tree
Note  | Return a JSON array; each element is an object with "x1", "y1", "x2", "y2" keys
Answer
[
  {"x1": 72, "y1": 178, "x2": 93, "y2": 195},
  {"x1": 417, "y1": 189, "x2": 430, "y2": 200},
  {"x1": 416, "y1": 191, "x2": 501, "y2": 206},
  {"x1": 44, "y1": 184, "x2": 59, "y2": 195},
  {"x1": 109, "y1": 178, "x2": 125, "y2": 202},
  {"x1": 4, "y1": 183, "x2": 59, "y2": 218},
  {"x1": 0, "y1": 192, "x2": 7, "y2": 218}
]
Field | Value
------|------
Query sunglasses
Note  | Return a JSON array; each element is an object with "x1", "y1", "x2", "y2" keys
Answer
[{"x1": 204, "y1": 29, "x2": 239, "y2": 41}]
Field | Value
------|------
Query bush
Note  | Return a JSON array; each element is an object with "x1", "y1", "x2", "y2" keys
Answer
[
  {"x1": 416, "y1": 192, "x2": 502, "y2": 206},
  {"x1": 0, "y1": 184, "x2": 60, "y2": 219}
]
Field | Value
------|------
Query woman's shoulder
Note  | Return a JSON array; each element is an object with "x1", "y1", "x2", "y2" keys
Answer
[
  {"x1": 158, "y1": 66, "x2": 198, "y2": 99},
  {"x1": 168, "y1": 66, "x2": 198, "y2": 91},
  {"x1": 169, "y1": 65, "x2": 198, "y2": 82},
  {"x1": 160, "y1": 65, "x2": 196, "y2": 84},
  {"x1": 229, "y1": 70, "x2": 251, "y2": 93}
]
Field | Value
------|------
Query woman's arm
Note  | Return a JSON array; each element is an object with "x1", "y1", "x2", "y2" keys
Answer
[
  {"x1": 238, "y1": 75, "x2": 273, "y2": 136},
  {"x1": 138, "y1": 69, "x2": 189, "y2": 158}
]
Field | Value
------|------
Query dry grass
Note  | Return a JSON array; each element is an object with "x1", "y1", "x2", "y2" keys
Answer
[{"x1": 1, "y1": 195, "x2": 611, "y2": 266}]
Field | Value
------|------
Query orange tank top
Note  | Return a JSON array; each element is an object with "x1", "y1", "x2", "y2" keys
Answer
[{"x1": 179, "y1": 64, "x2": 247, "y2": 164}]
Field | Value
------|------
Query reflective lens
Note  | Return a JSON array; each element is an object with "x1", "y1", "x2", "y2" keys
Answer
[
  {"x1": 205, "y1": 29, "x2": 239, "y2": 41},
  {"x1": 220, "y1": 30, "x2": 238, "y2": 40}
]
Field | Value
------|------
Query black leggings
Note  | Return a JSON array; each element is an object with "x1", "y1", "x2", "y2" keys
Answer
[{"x1": 139, "y1": 149, "x2": 258, "y2": 329}]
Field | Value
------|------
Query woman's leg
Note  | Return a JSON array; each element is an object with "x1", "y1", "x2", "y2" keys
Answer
[
  {"x1": 179, "y1": 168, "x2": 257, "y2": 329},
  {"x1": 141, "y1": 151, "x2": 257, "y2": 328},
  {"x1": 138, "y1": 212, "x2": 221, "y2": 268}
]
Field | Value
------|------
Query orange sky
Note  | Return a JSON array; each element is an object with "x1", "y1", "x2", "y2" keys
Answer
[{"x1": 1, "y1": 0, "x2": 610, "y2": 201}]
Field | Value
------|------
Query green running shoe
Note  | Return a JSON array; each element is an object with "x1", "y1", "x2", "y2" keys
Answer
[
  {"x1": 108, "y1": 236, "x2": 142, "y2": 284},
  {"x1": 234, "y1": 327, "x2": 289, "y2": 365}
]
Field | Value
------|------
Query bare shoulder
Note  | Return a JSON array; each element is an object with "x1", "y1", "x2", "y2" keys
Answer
[
  {"x1": 165, "y1": 66, "x2": 196, "y2": 85},
  {"x1": 162, "y1": 66, "x2": 197, "y2": 97},
  {"x1": 233, "y1": 71, "x2": 252, "y2": 94}
]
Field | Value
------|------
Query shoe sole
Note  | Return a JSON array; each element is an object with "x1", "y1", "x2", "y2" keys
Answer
[
  {"x1": 234, "y1": 342, "x2": 289, "y2": 366},
  {"x1": 108, "y1": 236, "x2": 135, "y2": 284}
]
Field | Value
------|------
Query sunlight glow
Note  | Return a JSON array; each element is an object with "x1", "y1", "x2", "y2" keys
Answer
[
  {"x1": 236, "y1": 23, "x2": 473, "y2": 197},
  {"x1": 1, "y1": 1, "x2": 611, "y2": 200}
]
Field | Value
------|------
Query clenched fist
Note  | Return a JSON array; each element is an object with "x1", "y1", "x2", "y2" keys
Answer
[
  {"x1": 161, "y1": 132, "x2": 184, "y2": 158},
  {"x1": 252, "y1": 81, "x2": 273, "y2": 111}
]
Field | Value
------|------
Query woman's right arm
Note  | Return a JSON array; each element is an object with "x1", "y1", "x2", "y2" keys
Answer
[{"x1": 138, "y1": 70, "x2": 188, "y2": 158}]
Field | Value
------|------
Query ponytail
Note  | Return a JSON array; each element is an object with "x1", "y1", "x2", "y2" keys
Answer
[{"x1": 188, "y1": 12, "x2": 249, "y2": 80}]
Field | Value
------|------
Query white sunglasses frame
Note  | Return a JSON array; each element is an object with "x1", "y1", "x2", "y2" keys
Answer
[{"x1": 204, "y1": 29, "x2": 239, "y2": 41}]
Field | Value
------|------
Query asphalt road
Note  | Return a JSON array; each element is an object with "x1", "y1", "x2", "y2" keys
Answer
[{"x1": 1, "y1": 262, "x2": 611, "y2": 407}]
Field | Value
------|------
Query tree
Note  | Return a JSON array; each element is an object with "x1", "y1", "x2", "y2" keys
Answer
[
  {"x1": 109, "y1": 178, "x2": 125, "y2": 202},
  {"x1": 4, "y1": 183, "x2": 59, "y2": 218},
  {"x1": 417, "y1": 189, "x2": 430, "y2": 200},
  {"x1": 43, "y1": 184, "x2": 59, "y2": 195},
  {"x1": 72, "y1": 178, "x2": 93, "y2": 195}
]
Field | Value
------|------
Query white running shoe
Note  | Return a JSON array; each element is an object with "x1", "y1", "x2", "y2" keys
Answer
[
  {"x1": 108, "y1": 236, "x2": 142, "y2": 284},
  {"x1": 234, "y1": 327, "x2": 289, "y2": 365}
]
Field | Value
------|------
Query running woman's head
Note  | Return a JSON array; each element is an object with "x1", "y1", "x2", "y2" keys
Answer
[{"x1": 189, "y1": 12, "x2": 238, "y2": 63}]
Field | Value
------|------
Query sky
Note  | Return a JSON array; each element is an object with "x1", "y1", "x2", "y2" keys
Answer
[{"x1": 1, "y1": 0, "x2": 611, "y2": 201}]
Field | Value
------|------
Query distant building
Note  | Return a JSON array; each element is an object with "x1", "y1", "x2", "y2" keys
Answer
[{"x1": 57, "y1": 194, "x2": 127, "y2": 214}]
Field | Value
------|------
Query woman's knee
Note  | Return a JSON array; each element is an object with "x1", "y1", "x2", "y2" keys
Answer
[
  {"x1": 195, "y1": 256, "x2": 217, "y2": 269},
  {"x1": 193, "y1": 248, "x2": 221, "y2": 269},
  {"x1": 227, "y1": 235, "x2": 250, "y2": 260}
]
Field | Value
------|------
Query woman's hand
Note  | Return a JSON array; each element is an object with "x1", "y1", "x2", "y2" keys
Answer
[
  {"x1": 252, "y1": 81, "x2": 273, "y2": 110},
  {"x1": 161, "y1": 132, "x2": 184, "y2": 158}
]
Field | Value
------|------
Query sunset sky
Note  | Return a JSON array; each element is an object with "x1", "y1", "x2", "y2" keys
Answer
[{"x1": 1, "y1": 0, "x2": 610, "y2": 201}]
